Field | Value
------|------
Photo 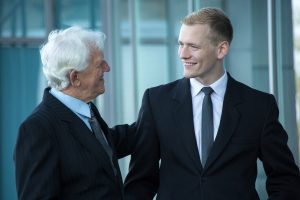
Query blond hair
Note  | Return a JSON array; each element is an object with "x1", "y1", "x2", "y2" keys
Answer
[{"x1": 182, "y1": 7, "x2": 233, "y2": 45}]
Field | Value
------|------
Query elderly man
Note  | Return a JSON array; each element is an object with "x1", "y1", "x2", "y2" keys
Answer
[{"x1": 14, "y1": 26, "x2": 134, "y2": 200}]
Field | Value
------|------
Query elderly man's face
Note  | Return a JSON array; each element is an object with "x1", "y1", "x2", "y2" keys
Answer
[{"x1": 76, "y1": 48, "x2": 110, "y2": 102}]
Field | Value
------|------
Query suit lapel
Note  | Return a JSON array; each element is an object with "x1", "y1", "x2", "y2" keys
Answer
[
  {"x1": 65, "y1": 119, "x2": 116, "y2": 177},
  {"x1": 204, "y1": 74, "x2": 242, "y2": 170},
  {"x1": 172, "y1": 78, "x2": 203, "y2": 172},
  {"x1": 42, "y1": 89, "x2": 116, "y2": 177}
]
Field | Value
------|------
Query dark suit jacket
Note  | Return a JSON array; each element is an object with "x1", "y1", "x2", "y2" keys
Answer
[
  {"x1": 124, "y1": 74, "x2": 300, "y2": 200},
  {"x1": 14, "y1": 88, "x2": 135, "y2": 200}
]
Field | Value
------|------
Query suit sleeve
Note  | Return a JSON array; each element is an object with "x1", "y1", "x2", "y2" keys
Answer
[
  {"x1": 124, "y1": 89, "x2": 160, "y2": 200},
  {"x1": 260, "y1": 95, "x2": 300, "y2": 199},
  {"x1": 110, "y1": 122, "x2": 137, "y2": 159},
  {"x1": 14, "y1": 117, "x2": 61, "y2": 200}
]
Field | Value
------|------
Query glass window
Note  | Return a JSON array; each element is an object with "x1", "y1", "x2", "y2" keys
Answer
[
  {"x1": 109, "y1": 0, "x2": 188, "y2": 124},
  {"x1": 26, "y1": 0, "x2": 46, "y2": 37},
  {"x1": 134, "y1": 0, "x2": 188, "y2": 105},
  {"x1": 292, "y1": 0, "x2": 300, "y2": 158},
  {"x1": 56, "y1": 0, "x2": 101, "y2": 29},
  {"x1": 0, "y1": 1, "x2": 299, "y2": 200},
  {"x1": 0, "y1": 0, "x2": 45, "y2": 37}
]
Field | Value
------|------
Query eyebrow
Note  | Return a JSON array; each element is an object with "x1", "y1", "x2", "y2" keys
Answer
[
  {"x1": 178, "y1": 40, "x2": 201, "y2": 47},
  {"x1": 178, "y1": 40, "x2": 200, "y2": 46}
]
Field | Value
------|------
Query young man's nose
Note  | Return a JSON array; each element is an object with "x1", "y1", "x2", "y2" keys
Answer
[{"x1": 179, "y1": 46, "x2": 191, "y2": 58}]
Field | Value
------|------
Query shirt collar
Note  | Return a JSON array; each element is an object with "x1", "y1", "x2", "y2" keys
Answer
[
  {"x1": 50, "y1": 88, "x2": 91, "y2": 118},
  {"x1": 190, "y1": 71, "x2": 228, "y2": 100}
]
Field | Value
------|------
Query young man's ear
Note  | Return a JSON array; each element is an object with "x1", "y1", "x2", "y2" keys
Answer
[{"x1": 217, "y1": 41, "x2": 229, "y2": 59}]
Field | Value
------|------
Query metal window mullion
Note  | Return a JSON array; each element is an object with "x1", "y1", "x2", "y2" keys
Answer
[
  {"x1": 112, "y1": 0, "x2": 123, "y2": 123},
  {"x1": 90, "y1": 0, "x2": 96, "y2": 29},
  {"x1": 129, "y1": 0, "x2": 138, "y2": 115},
  {"x1": 100, "y1": 0, "x2": 115, "y2": 124},
  {"x1": 166, "y1": 0, "x2": 176, "y2": 81},
  {"x1": 275, "y1": 0, "x2": 285, "y2": 123},
  {"x1": 0, "y1": 2, "x2": 2, "y2": 37},
  {"x1": 267, "y1": 0, "x2": 277, "y2": 96},
  {"x1": 106, "y1": 0, "x2": 122, "y2": 124},
  {"x1": 188, "y1": 0, "x2": 202, "y2": 12},
  {"x1": 11, "y1": 6, "x2": 17, "y2": 37},
  {"x1": 44, "y1": 0, "x2": 55, "y2": 35},
  {"x1": 188, "y1": 0, "x2": 194, "y2": 13},
  {"x1": 0, "y1": 1, "x2": 20, "y2": 37},
  {"x1": 0, "y1": 37, "x2": 44, "y2": 46},
  {"x1": 100, "y1": 0, "x2": 124, "y2": 124},
  {"x1": 21, "y1": 0, "x2": 26, "y2": 37},
  {"x1": 267, "y1": 0, "x2": 285, "y2": 124}
]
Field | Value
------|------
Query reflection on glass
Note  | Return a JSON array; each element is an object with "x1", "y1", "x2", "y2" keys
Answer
[
  {"x1": 292, "y1": 0, "x2": 300, "y2": 156},
  {"x1": 0, "y1": 0, "x2": 45, "y2": 37},
  {"x1": 26, "y1": 0, "x2": 45, "y2": 37},
  {"x1": 136, "y1": 0, "x2": 187, "y2": 96},
  {"x1": 57, "y1": 0, "x2": 101, "y2": 29}
]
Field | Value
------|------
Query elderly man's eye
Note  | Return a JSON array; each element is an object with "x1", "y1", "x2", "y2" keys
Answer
[{"x1": 99, "y1": 60, "x2": 108, "y2": 68}]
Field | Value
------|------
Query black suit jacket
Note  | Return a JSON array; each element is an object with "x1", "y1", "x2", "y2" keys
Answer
[
  {"x1": 124, "y1": 74, "x2": 300, "y2": 200},
  {"x1": 14, "y1": 88, "x2": 134, "y2": 200}
]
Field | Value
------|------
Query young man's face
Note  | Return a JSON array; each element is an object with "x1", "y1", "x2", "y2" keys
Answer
[{"x1": 178, "y1": 24, "x2": 226, "y2": 85}]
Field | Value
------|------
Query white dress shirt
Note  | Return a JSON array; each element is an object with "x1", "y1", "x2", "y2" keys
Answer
[{"x1": 190, "y1": 72, "x2": 228, "y2": 160}]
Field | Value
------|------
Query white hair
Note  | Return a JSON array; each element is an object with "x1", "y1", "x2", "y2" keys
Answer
[{"x1": 40, "y1": 26, "x2": 106, "y2": 90}]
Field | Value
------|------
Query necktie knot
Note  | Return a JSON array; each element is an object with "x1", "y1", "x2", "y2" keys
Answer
[{"x1": 201, "y1": 87, "x2": 213, "y2": 96}]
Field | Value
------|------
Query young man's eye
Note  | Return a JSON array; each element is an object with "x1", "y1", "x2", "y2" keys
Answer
[{"x1": 191, "y1": 45, "x2": 200, "y2": 50}]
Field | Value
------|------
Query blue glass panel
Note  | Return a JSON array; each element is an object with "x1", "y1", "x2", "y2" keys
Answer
[
  {"x1": 0, "y1": 0, "x2": 45, "y2": 37},
  {"x1": 56, "y1": 0, "x2": 101, "y2": 29},
  {"x1": 0, "y1": 47, "x2": 41, "y2": 200}
]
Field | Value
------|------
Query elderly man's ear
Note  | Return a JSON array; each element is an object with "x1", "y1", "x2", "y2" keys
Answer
[{"x1": 69, "y1": 70, "x2": 81, "y2": 87}]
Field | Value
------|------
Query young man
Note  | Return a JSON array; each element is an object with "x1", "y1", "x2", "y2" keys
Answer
[{"x1": 124, "y1": 7, "x2": 300, "y2": 200}]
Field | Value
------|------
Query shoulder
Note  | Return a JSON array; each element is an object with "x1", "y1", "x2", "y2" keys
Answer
[
  {"x1": 229, "y1": 75, "x2": 273, "y2": 99},
  {"x1": 146, "y1": 78, "x2": 187, "y2": 96},
  {"x1": 18, "y1": 101, "x2": 61, "y2": 142},
  {"x1": 22, "y1": 103, "x2": 54, "y2": 126},
  {"x1": 228, "y1": 75, "x2": 276, "y2": 110},
  {"x1": 15, "y1": 104, "x2": 60, "y2": 162}
]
